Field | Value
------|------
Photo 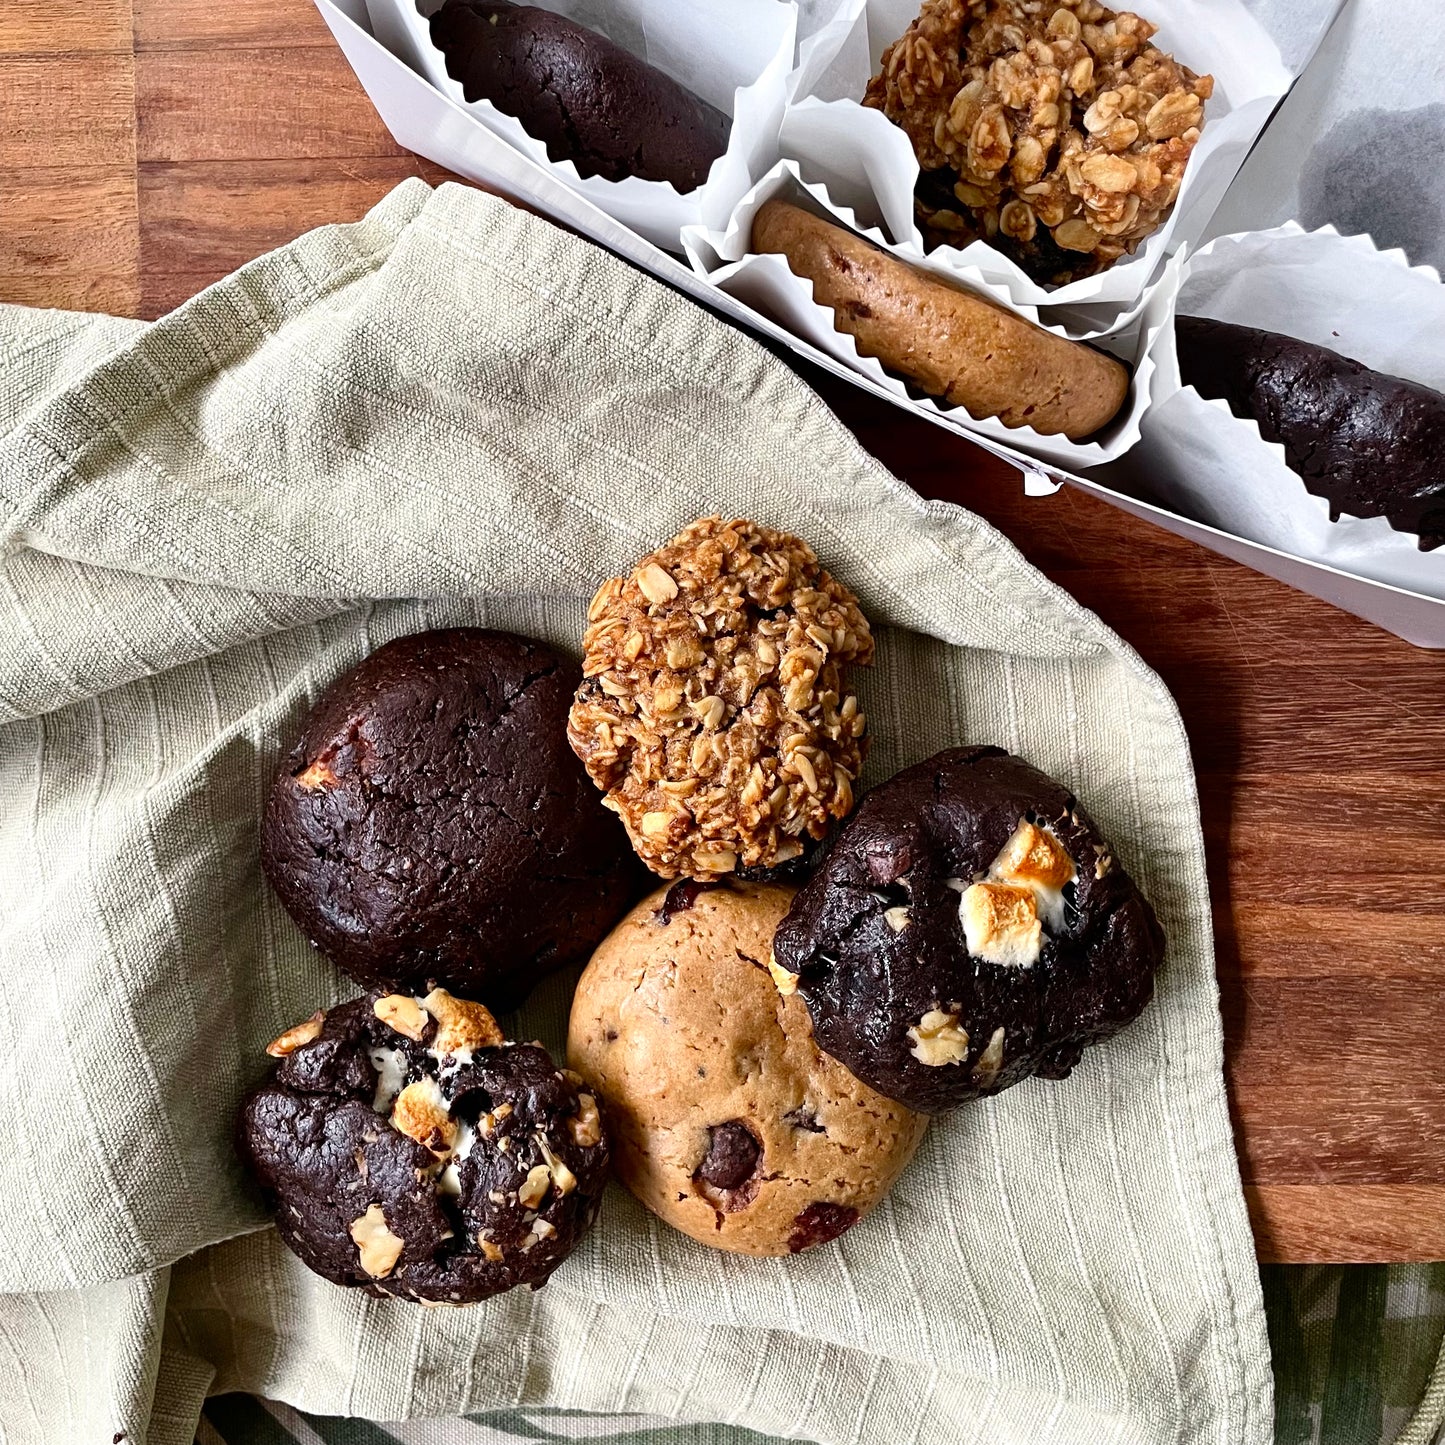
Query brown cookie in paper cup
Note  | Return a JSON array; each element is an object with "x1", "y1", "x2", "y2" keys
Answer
[
  {"x1": 684, "y1": 159, "x2": 1175, "y2": 470},
  {"x1": 363, "y1": 0, "x2": 796, "y2": 249},
  {"x1": 1121, "y1": 224, "x2": 1445, "y2": 605}
]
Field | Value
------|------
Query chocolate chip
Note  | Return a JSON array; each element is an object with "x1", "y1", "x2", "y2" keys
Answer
[
  {"x1": 655, "y1": 877, "x2": 719, "y2": 924},
  {"x1": 784, "y1": 1106, "x2": 826, "y2": 1134},
  {"x1": 694, "y1": 1120, "x2": 761, "y2": 1191},
  {"x1": 787, "y1": 1201, "x2": 859, "y2": 1253}
]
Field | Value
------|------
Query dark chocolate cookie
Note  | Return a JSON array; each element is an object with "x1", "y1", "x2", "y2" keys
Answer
[
  {"x1": 772, "y1": 746, "x2": 1165, "y2": 1113},
  {"x1": 429, "y1": 0, "x2": 731, "y2": 191},
  {"x1": 261, "y1": 628, "x2": 641, "y2": 1006},
  {"x1": 239, "y1": 990, "x2": 608, "y2": 1303},
  {"x1": 1178, "y1": 316, "x2": 1445, "y2": 552}
]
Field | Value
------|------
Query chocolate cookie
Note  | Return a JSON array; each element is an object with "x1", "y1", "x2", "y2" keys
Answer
[
  {"x1": 261, "y1": 629, "x2": 640, "y2": 1006},
  {"x1": 238, "y1": 990, "x2": 609, "y2": 1303},
  {"x1": 568, "y1": 517, "x2": 874, "y2": 879},
  {"x1": 1177, "y1": 316, "x2": 1445, "y2": 552},
  {"x1": 568, "y1": 881, "x2": 925, "y2": 1256},
  {"x1": 772, "y1": 746, "x2": 1164, "y2": 1113},
  {"x1": 429, "y1": 0, "x2": 731, "y2": 191}
]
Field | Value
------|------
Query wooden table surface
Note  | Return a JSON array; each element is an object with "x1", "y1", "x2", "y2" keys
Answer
[{"x1": 5, "y1": 0, "x2": 1444, "y2": 1264}]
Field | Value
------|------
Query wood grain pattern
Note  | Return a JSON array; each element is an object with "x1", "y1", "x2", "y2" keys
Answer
[
  {"x1": 0, "y1": 0, "x2": 133, "y2": 54},
  {"x1": 137, "y1": 49, "x2": 404, "y2": 163},
  {"x1": 4, "y1": 0, "x2": 1445, "y2": 1263},
  {"x1": 133, "y1": 0, "x2": 332, "y2": 50}
]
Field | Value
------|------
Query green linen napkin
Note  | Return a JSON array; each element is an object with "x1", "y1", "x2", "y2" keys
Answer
[{"x1": 0, "y1": 179, "x2": 1269, "y2": 1445}]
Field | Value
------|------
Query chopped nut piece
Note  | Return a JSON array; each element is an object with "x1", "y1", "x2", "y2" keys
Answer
[
  {"x1": 536, "y1": 1135, "x2": 578, "y2": 1195},
  {"x1": 960, "y1": 882, "x2": 1042, "y2": 968},
  {"x1": 373, "y1": 994, "x2": 428, "y2": 1041},
  {"x1": 350, "y1": 1203, "x2": 404, "y2": 1278},
  {"x1": 391, "y1": 1078, "x2": 456, "y2": 1154},
  {"x1": 421, "y1": 988, "x2": 504, "y2": 1057},
  {"x1": 767, "y1": 953, "x2": 800, "y2": 996},
  {"x1": 693, "y1": 848, "x2": 738, "y2": 873},
  {"x1": 883, "y1": 905, "x2": 911, "y2": 933},
  {"x1": 908, "y1": 1009, "x2": 971, "y2": 1066},
  {"x1": 972, "y1": 1025, "x2": 1007, "y2": 1084},
  {"x1": 478, "y1": 1236, "x2": 504, "y2": 1262},
  {"x1": 518, "y1": 1164, "x2": 551, "y2": 1210},
  {"x1": 567, "y1": 1093, "x2": 603, "y2": 1148},
  {"x1": 636, "y1": 563, "x2": 679, "y2": 605},
  {"x1": 568, "y1": 517, "x2": 873, "y2": 878},
  {"x1": 265, "y1": 1010, "x2": 325, "y2": 1058},
  {"x1": 864, "y1": 0, "x2": 1213, "y2": 283}
]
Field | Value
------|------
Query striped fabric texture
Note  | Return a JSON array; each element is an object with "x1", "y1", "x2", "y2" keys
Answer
[{"x1": 0, "y1": 179, "x2": 1268, "y2": 1445}]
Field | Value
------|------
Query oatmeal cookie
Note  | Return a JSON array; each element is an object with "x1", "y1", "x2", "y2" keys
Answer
[
  {"x1": 864, "y1": 0, "x2": 1214, "y2": 284},
  {"x1": 567, "y1": 517, "x2": 873, "y2": 879},
  {"x1": 773, "y1": 746, "x2": 1165, "y2": 1112},
  {"x1": 238, "y1": 990, "x2": 609, "y2": 1303},
  {"x1": 567, "y1": 881, "x2": 925, "y2": 1255}
]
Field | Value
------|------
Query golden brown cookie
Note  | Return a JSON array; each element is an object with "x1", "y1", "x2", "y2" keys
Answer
[
  {"x1": 864, "y1": 0, "x2": 1214, "y2": 284},
  {"x1": 567, "y1": 880, "x2": 926, "y2": 1256},
  {"x1": 753, "y1": 200, "x2": 1128, "y2": 438},
  {"x1": 567, "y1": 517, "x2": 873, "y2": 879}
]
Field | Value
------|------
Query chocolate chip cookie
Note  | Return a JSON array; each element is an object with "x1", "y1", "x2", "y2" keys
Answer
[
  {"x1": 567, "y1": 881, "x2": 925, "y2": 1256},
  {"x1": 567, "y1": 517, "x2": 874, "y2": 880},
  {"x1": 238, "y1": 990, "x2": 609, "y2": 1303},
  {"x1": 261, "y1": 629, "x2": 641, "y2": 1007},
  {"x1": 772, "y1": 746, "x2": 1165, "y2": 1113}
]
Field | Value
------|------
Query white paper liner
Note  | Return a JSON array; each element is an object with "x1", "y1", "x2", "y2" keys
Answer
[
  {"x1": 777, "y1": 0, "x2": 1333, "y2": 316},
  {"x1": 362, "y1": 0, "x2": 796, "y2": 250},
  {"x1": 684, "y1": 160, "x2": 1174, "y2": 470},
  {"x1": 1127, "y1": 224, "x2": 1445, "y2": 601}
]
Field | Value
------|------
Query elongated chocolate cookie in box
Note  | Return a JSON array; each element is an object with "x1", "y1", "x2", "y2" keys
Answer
[
  {"x1": 1178, "y1": 316, "x2": 1445, "y2": 552},
  {"x1": 429, "y1": 0, "x2": 730, "y2": 191}
]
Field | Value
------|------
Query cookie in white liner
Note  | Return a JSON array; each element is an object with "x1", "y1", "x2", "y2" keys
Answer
[
  {"x1": 1127, "y1": 224, "x2": 1445, "y2": 602},
  {"x1": 683, "y1": 161, "x2": 1172, "y2": 470},
  {"x1": 778, "y1": 0, "x2": 1317, "y2": 313},
  {"x1": 363, "y1": 0, "x2": 795, "y2": 250}
]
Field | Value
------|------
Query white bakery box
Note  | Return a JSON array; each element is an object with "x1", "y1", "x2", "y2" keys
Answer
[{"x1": 315, "y1": 0, "x2": 1445, "y2": 649}]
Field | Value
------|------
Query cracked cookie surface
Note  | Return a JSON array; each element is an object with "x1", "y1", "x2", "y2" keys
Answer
[
  {"x1": 567, "y1": 880, "x2": 925, "y2": 1256},
  {"x1": 261, "y1": 628, "x2": 641, "y2": 1006},
  {"x1": 238, "y1": 990, "x2": 609, "y2": 1303},
  {"x1": 773, "y1": 745, "x2": 1166, "y2": 1113},
  {"x1": 429, "y1": 0, "x2": 731, "y2": 191},
  {"x1": 567, "y1": 517, "x2": 874, "y2": 880}
]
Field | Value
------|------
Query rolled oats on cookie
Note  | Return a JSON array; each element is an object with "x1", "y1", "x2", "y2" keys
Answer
[
  {"x1": 567, "y1": 517, "x2": 873, "y2": 879},
  {"x1": 864, "y1": 0, "x2": 1214, "y2": 284}
]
